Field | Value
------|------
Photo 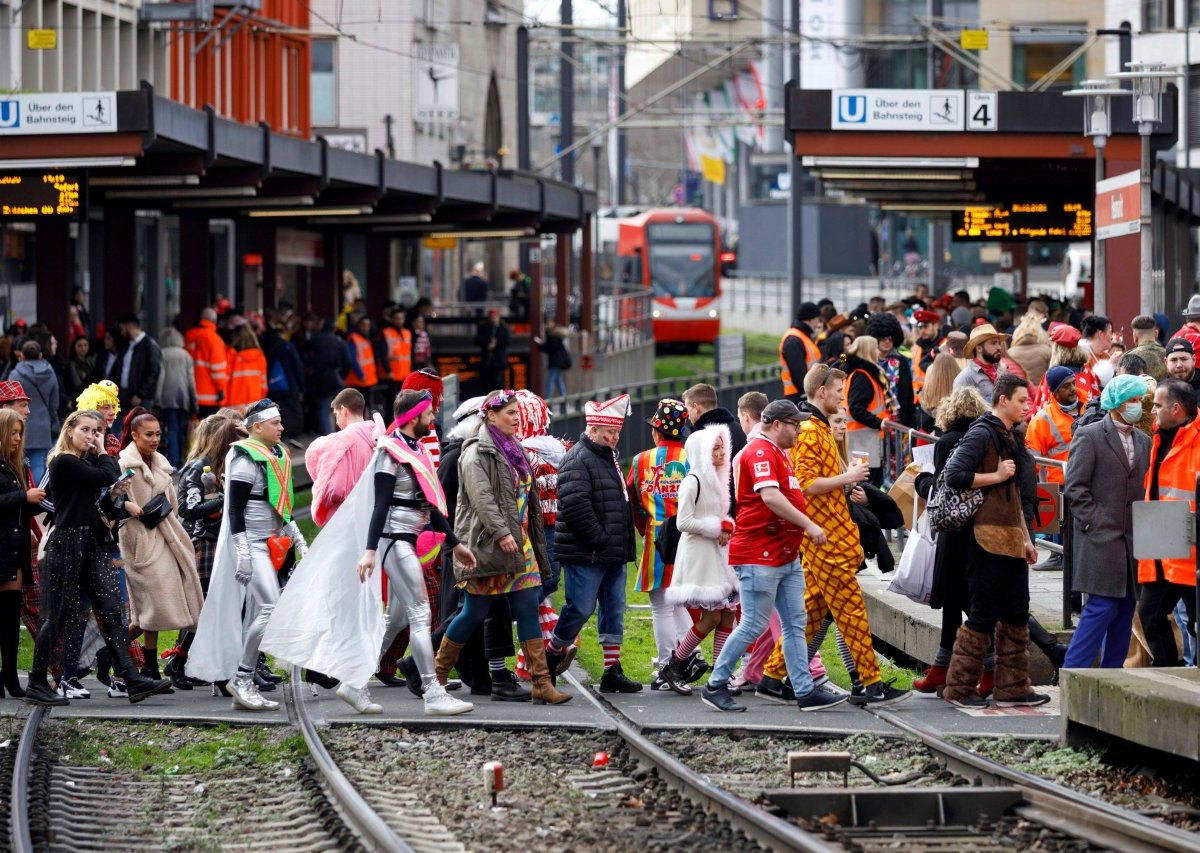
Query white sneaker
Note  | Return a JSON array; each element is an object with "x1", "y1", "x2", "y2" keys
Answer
[
  {"x1": 336, "y1": 683, "x2": 383, "y2": 714},
  {"x1": 107, "y1": 679, "x2": 128, "y2": 699},
  {"x1": 60, "y1": 677, "x2": 91, "y2": 699},
  {"x1": 229, "y1": 674, "x2": 280, "y2": 711},
  {"x1": 423, "y1": 682, "x2": 474, "y2": 716}
]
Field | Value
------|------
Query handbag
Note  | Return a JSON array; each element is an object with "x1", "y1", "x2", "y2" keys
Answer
[
  {"x1": 653, "y1": 473, "x2": 697, "y2": 566},
  {"x1": 137, "y1": 494, "x2": 173, "y2": 529},
  {"x1": 926, "y1": 465, "x2": 984, "y2": 533},
  {"x1": 888, "y1": 509, "x2": 937, "y2": 604}
]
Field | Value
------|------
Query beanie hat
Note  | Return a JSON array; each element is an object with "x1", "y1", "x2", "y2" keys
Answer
[
  {"x1": 797, "y1": 302, "x2": 821, "y2": 323},
  {"x1": 1101, "y1": 374, "x2": 1148, "y2": 411},
  {"x1": 1044, "y1": 365, "x2": 1077, "y2": 395}
]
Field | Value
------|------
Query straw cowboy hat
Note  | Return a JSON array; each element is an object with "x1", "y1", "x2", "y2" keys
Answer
[{"x1": 962, "y1": 323, "x2": 1009, "y2": 359}]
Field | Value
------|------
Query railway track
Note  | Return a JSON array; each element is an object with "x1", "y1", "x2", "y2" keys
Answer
[{"x1": 9, "y1": 669, "x2": 1198, "y2": 852}]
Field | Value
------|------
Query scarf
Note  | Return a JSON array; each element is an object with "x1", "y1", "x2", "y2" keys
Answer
[
  {"x1": 976, "y1": 358, "x2": 999, "y2": 384},
  {"x1": 487, "y1": 424, "x2": 531, "y2": 482}
]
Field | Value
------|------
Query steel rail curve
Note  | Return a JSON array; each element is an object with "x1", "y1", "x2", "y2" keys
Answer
[
  {"x1": 286, "y1": 666, "x2": 414, "y2": 853},
  {"x1": 868, "y1": 706, "x2": 1200, "y2": 853},
  {"x1": 10, "y1": 704, "x2": 45, "y2": 853},
  {"x1": 564, "y1": 671, "x2": 840, "y2": 853}
]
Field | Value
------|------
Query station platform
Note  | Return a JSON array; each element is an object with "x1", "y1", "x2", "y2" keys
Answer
[
  {"x1": 1061, "y1": 667, "x2": 1200, "y2": 762},
  {"x1": 858, "y1": 548, "x2": 1070, "y2": 685}
]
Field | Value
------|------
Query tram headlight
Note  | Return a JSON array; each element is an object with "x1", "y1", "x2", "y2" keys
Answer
[
  {"x1": 652, "y1": 309, "x2": 661, "y2": 318},
  {"x1": 707, "y1": 309, "x2": 718, "y2": 318}
]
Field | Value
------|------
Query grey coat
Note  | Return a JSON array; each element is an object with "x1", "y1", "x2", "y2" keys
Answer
[
  {"x1": 453, "y1": 426, "x2": 549, "y2": 583},
  {"x1": 1063, "y1": 415, "x2": 1150, "y2": 598}
]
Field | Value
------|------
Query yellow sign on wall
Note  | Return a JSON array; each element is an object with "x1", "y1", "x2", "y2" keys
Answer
[
  {"x1": 960, "y1": 29, "x2": 988, "y2": 51},
  {"x1": 422, "y1": 236, "x2": 457, "y2": 250},
  {"x1": 26, "y1": 29, "x2": 57, "y2": 50}
]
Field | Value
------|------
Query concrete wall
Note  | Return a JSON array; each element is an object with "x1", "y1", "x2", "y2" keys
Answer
[{"x1": 736, "y1": 199, "x2": 873, "y2": 277}]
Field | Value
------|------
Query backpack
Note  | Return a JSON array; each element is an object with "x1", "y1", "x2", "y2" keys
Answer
[{"x1": 267, "y1": 359, "x2": 290, "y2": 393}]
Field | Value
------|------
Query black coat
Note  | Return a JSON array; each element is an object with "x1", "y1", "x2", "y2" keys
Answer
[
  {"x1": 537, "y1": 335, "x2": 572, "y2": 370},
  {"x1": 0, "y1": 459, "x2": 31, "y2": 585},
  {"x1": 915, "y1": 417, "x2": 975, "y2": 610},
  {"x1": 554, "y1": 434, "x2": 636, "y2": 565},
  {"x1": 178, "y1": 457, "x2": 224, "y2": 543},
  {"x1": 438, "y1": 437, "x2": 466, "y2": 526},
  {"x1": 113, "y1": 335, "x2": 163, "y2": 409},
  {"x1": 304, "y1": 332, "x2": 352, "y2": 400},
  {"x1": 693, "y1": 407, "x2": 747, "y2": 458}
]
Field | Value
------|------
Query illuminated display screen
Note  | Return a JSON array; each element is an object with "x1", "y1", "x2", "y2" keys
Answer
[
  {"x1": 0, "y1": 172, "x2": 82, "y2": 218},
  {"x1": 952, "y1": 202, "x2": 1092, "y2": 242}
]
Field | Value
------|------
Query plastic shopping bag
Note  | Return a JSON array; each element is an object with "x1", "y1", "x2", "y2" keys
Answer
[{"x1": 888, "y1": 510, "x2": 937, "y2": 605}]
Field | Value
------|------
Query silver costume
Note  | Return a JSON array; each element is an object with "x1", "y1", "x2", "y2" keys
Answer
[
  {"x1": 229, "y1": 451, "x2": 284, "y2": 673},
  {"x1": 374, "y1": 449, "x2": 437, "y2": 685}
]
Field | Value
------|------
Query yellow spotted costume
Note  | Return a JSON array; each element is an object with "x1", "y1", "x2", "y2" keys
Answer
[{"x1": 763, "y1": 411, "x2": 883, "y2": 687}]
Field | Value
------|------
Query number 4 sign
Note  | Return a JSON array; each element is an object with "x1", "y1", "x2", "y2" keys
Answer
[{"x1": 967, "y1": 91, "x2": 998, "y2": 132}]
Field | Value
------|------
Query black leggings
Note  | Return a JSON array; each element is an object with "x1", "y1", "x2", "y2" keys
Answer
[{"x1": 31, "y1": 526, "x2": 138, "y2": 683}]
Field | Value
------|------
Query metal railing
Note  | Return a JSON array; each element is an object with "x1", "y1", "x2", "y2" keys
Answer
[
  {"x1": 549, "y1": 364, "x2": 782, "y2": 460},
  {"x1": 880, "y1": 421, "x2": 1075, "y2": 630},
  {"x1": 721, "y1": 274, "x2": 995, "y2": 316},
  {"x1": 595, "y1": 286, "x2": 653, "y2": 354}
]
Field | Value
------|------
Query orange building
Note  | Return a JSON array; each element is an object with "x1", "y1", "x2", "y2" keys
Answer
[{"x1": 169, "y1": 1, "x2": 311, "y2": 137}]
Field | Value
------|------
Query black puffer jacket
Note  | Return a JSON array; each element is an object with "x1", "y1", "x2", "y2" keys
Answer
[
  {"x1": 178, "y1": 456, "x2": 224, "y2": 542},
  {"x1": 554, "y1": 433, "x2": 636, "y2": 565},
  {"x1": 693, "y1": 406, "x2": 747, "y2": 458}
]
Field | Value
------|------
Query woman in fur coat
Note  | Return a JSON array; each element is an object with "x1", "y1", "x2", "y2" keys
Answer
[
  {"x1": 659, "y1": 424, "x2": 737, "y2": 695},
  {"x1": 116, "y1": 408, "x2": 205, "y2": 680}
]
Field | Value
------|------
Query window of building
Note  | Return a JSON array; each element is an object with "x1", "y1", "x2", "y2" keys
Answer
[
  {"x1": 1143, "y1": 0, "x2": 1174, "y2": 31},
  {"x1": 1011, "y1": 28, "x2": 1087, "y2": 92},
  {"x1": 312, "y1": 40, "x2": 336, "y2": 126}
]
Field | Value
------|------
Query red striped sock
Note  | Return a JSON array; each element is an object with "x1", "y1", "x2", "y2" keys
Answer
[
  {"x1": 602, "y1": 644, "x2": 621, "y2": 670},
  {"x1": 712, "y1": 627, "x2": 731, "y2": 663},
  {"x1": 674, "y1": 627, "x2": 704, "y2": 662}
]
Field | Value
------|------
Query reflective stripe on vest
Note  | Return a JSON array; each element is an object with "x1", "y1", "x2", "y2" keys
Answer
[
  {"x1": 383, "y1": 327, "x2": 412, "y2": 381},
  {"x1": 1158, "y1": 485, "x2": 1194, "y2": 502},
  {"x1": 779, "y1": 328, "x2": 821, "y2": 396},
  {"x1": 842, "y1": 368, "x2": 887, "y2": 431}
]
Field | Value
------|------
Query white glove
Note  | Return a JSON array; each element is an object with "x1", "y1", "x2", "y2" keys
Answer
[
  {"x1": 286, "y1": 520, "x2": 309, "y2": 559},
  {"x1": 232, "y1": 532, "x2": 253, "y2": 586}
]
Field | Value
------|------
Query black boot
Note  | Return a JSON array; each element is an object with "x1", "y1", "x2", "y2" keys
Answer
[
  {"x1": 123, "y1": 672, "x2": 173, "y2": 704},
  {"x1": 303, "y1": 669, "x2": 339, "y2": 690},
  {"x1": 257, "y1": 652, "x2": 283, "y2": 684},
  {"x1": 599, "y1": 663, "x2": 643, "y2": 693},
  {"x1": 0, "y1": 591, "x2": 24, "y2": 698},
  {"x1": 488, "y1": 668, "x2": 531, "y2": 702},
  {"x1": 1027, "y1": 617, "x2": 1068, "y2": 669},
  {"x1": 398, "y1": 656, "x2": 425, "y2": 698},
  {"x1": 140, "y1": 651, "x2": 161, "y2": 681},
  {"x1": 23, "y1": 674, "x2": 67, "y2": 707},
  {"x1": 95, "y1": 647, "x2": 112, "y2": 687},
  {"x1": 163, "y1": 654, "x2": 208, "y2": 690},
  {"x1": 374, "y1": 671, "x2": 407, "y2": 688}
]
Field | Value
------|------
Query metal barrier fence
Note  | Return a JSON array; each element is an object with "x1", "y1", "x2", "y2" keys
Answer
[
  {"x1": 880, "y1": 421, "x2": 1075, "y2": 630},
  {"x1": 595, "y1": 286, "x2": 653, "y2": 354},
  {"x1": 549, "y1": 364, "x2": 783, "y2": 461},
  {"x1": 721, "y1": 274, "x2": 996, "y2": 316}
]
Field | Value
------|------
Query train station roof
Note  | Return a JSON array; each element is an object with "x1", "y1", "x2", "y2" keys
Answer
[
  {"x1": 0, "y1": 83, "x2": 594, "y2": 234},
  {"x1": 784, "y1": 86, "x2": 1200, "y2": 222}
]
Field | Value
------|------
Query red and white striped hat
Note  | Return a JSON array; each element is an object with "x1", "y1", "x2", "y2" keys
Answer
[{"x1": 585, "y1": 394, "x2": 630, "y2": 429}]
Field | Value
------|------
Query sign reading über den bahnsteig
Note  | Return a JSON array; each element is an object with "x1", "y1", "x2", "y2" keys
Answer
[
  {"x1": 831, "y1": 89, "x2": 964, "y2": 131},
  {"x1": 0, "y1": 91, "x2": 116, "y2": 135}
]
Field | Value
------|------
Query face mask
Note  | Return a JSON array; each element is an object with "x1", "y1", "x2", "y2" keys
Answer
[{"x1": 1120, "y1": 403, "x2": 1143, "y2": 425}]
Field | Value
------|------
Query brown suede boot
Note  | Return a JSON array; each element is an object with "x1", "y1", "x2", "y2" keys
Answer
[
  {"x1": 521, "y1": 640, "x2": 572, "y2": 705},
  {"x1": 433, "y1": 637, "x2": 466, "y2": 687},
  {"x1": 942, "y1": 626, "x2": 990, "y2": 707},
  {"x1": 992, "y1": 622, "x2": 1050, "y2": 707}
]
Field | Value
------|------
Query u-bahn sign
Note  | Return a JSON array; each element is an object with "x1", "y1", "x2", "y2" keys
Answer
[{"x1": 832, "y1": 89, "x2": 964, "y2": 132}]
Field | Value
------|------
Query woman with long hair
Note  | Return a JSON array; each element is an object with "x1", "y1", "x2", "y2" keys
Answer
[
  {"x1": 0, "y1": 410, "x2": 41, "y2": 697},
  {"x1": 433, "y1": 390, "x2": 571, "y2": 705},
  {"x1": 841, "y1": 335, "x2": 897, "y2": 485},
  {"x1": 25, "y1": 410, "x2": 171, "y2": 706},
  {"x1": 917, "y1": 353, "x2": 964, "y2": 433},
  {"x1": 172, "y1": 412, "x2": 245, "y2": 687},
  {"x1": 658, "y1": 425, "x2": 737, "y2": 695},
  {"x1": 116, "y1": 408, "x2": 205, "y2": 686},
  {"x1": 62, "y1": 335, "x2": 94, "y2": 409}
]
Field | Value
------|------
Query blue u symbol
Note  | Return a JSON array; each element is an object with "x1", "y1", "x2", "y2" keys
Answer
[
  {"x1": 0, "y1": 101, "x2": 18, "y2": 129},
  {"x1": 838, "y1": 95, "x2": 866, "y2": 124}
]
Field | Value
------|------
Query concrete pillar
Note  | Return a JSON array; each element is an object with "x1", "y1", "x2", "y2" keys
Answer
[
  {"x1": 179, "y1": 215, "x2": 210, "y2": 326},
  {"x1": 309, "y1": 232, "x2": 337, "y2": 320},
  {"x1": 35, "y1": 219, "x2": 71, "y2": 342},
  {"x1": 528, "y1": 246, "x2": 544, "y2": 395}
]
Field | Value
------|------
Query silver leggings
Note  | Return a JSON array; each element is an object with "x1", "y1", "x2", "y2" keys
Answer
[
  {"x1": 378, "y1": 537, "x2": 435, "y2": 687},
  {"x1": 239, "y1": 543, "x2": 280, "y2": 673}
]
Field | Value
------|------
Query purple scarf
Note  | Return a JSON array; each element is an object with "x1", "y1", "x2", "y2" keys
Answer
[{"x1": 487, "y1": 424, "x2": 531, "y2": 481}]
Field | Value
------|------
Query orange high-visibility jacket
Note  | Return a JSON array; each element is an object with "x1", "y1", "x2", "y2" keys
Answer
[
  {"x1": 843, "y1": 368, "x2": 888, "y2": 431},
  {"x1": 1025, "y1": 400, "x2": 1076, "y2": 485},
  {"x1": 779, "y1": 327, "x2": 821, "y2": 397},
  {"x1": 1139, "y1": 414, "x2": 1200, "y2": 586},
  {"x1": 382, "y1": 326, "x2": 412, "y2": 382},
  {"x1": 225, "y1": 346, "x2": 268, "y2": 407},
  {"x1": 185, "y1": 320, "x2": 228, "y2": 407},
  {"x1": 345, "y1": 332, "x2": 379, "y2": 388}
]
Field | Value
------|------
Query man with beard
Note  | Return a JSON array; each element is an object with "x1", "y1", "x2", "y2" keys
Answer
[
  {"x1": 910, "y1": 309, "x2": 944, "y2": 402},
  {"x1": 953, "y1": 323, "x2": 1009, "y2": 402},
  {"x1": 1164, "y1": 338, "x2": 1200, "y2": 397}
]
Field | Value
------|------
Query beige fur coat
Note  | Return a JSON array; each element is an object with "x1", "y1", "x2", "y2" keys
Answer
[{"x1": 117, "y1": 443, "x2": 204, "y2": 631}]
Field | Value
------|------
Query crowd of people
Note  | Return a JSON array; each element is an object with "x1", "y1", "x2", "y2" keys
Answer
[{"x1": 778, "y1": 284, "x2": 1198, "y2": 707}]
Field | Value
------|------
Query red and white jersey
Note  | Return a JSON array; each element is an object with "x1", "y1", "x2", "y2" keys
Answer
[
  {"x1": 522, "y1": 434, "x2": 570, "y2": 528},
  {"x1": 420, "y1": 425, "x2": 441, "y2": 470}
]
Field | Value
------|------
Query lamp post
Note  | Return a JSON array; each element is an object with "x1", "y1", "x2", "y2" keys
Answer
[
  {"x1": 1064, "y1": 80, "x2": 1127, "y2": 317},
  {"x1": 1110, "y1": 61, "x2": 1180, "y2": 316}
]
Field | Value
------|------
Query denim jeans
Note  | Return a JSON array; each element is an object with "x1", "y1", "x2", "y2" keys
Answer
[
  {"x1": 446, "y1": 586, "x2": 542, "y2": 645},
  {"x1": 316, "y1": 395, "x2": 334, "y2": 437},
  {"x1": 1175, "y1": 599, "x2": 1196, "y2": 666},
  {"x1": 708, "y1": 560, "x2": 814, "y2": 697},
  {"x1": 1063, "y1": 592, "x2": 1136, "y2": 669},
  {"x1": 552, "y1": 562, "x2": 627, "y2": 646},
  {"x1": 161, "y1": 408, "x2": 190, "y2": 470},
  {"x1": 27, "y1": 449, "x2": 47, "y2": 487},
  {"x1": 546, "y1": 368, "x2": 567, "y2": 399}
]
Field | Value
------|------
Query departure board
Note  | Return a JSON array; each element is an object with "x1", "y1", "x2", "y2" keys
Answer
[
  {"x1": 0, "y1": 172, "x2": 82, "y2": 218},
  {"x1": 952, "y1": 202, "x2": 1092, "y2": 242}
]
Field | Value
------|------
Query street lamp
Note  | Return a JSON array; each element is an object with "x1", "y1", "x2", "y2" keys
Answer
[
  {"x1": 1109, "y1": 61, "x2": 1181, "y2": 315},
  {"x1": 1064, "y1": 80, "x2": 1128, "y2": 316}
]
